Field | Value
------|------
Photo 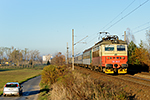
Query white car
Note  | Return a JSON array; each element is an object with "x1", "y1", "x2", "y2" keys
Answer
[{"x1": 3, "y1": 82, "x2": 23, "y2": 96}]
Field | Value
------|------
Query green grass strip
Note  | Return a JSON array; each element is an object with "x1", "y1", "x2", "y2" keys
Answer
[{"x1": 0, "y1": 67, "x2": 44, "y2": 96}]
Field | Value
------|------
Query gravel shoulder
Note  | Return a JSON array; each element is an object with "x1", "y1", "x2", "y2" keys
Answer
[{"x1": 134, "y1": 72, "x2": 150, "y2": 79}]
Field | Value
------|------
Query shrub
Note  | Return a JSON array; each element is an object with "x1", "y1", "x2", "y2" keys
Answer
[
  {"x1": 50, "y1": 71, "x2": 130, "y2": 100},
  {"x1": 40, "y1": 65, "x2": 131, "y2": 99},
  {"x1": 39, "y1": 65, "x2": 68, "y2": 100},
  {"x1": 41, "y1": 65, "x2": 58, "y2": 85},
  {"x1": 41, "y1": 65, "x2": 68, "y2": 85}
]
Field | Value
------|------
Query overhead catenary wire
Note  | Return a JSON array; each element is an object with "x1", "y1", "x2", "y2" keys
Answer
[
  {"x1": 132, "y1": 21, "x2": 150, "y2": 30},
  {"x1": 103, "y1": 0, "x2": 149, "y2": 31},
  {"x1": 133, "y1": 25, "x2": 150, "y2": 34},
  {"x1": 125, "y1": 21, "x2": 150, "y2": 35},
  {"x1": 101, "y1": 0, "x2": 136, "y2": 31},
  {"x1": 75, "y1": 0, "x2": 149, "y2": 56},
  {"x1": 76, "y1": 35, "x2": 98, "y2": 55},
  {"x1": 75, "y1": 30, "x2": 100, "y2": 54},
  {"x1": 75, "y1": 1, "x2": 137, "y2": 54}
]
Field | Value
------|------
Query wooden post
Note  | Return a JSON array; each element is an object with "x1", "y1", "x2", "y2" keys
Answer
[
  {"x1": 124, "y1": 31, "x2": 126, "y2": 41},
  {"x1": 72, "y1": 29, "x2": 74, "y2": 70}
]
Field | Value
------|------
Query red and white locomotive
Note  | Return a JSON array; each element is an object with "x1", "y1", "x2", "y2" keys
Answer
[{"x1": 74, "y1": 35, "x2": 128, "y2": 74}]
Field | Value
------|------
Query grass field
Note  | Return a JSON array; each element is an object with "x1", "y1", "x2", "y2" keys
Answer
[{"x1": 0, "y1": 66, "x2": 45, "y2": 95}]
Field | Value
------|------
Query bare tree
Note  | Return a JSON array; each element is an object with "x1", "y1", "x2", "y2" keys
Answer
[
  {"x1": 24, "y1": 48, "x2": 29, "y2": 65},
  {"x1": 20, "y1": 48, "x2": 29, "y2": 67},
  {"x1": 3, "y1": 47, "x2": 12, "y2": 63},
  {"x1": 146, "y1": 30, "x2": 150, "y2": 51},
  {"x1": 0, "y1": 46, "x2": 41, "y2": 67},
  {"x1": 10, "y1": 49, "x2": 23, "y2": 66},
  {"x1": 6, "y1": 48, "x2": 11, "y2": 62},
  {"x1": 29, "y1": 50, "x2": 40, "y2": 67},
  {"x1": 51, "y1": 52, "x2": 66, "y2": 66},
  {"x1": 0, "y1": 47, "x2": 5, "y2": 63},
  {"x1": 39, "y1": 56, "x2": 43, "y2": 64},
  {"x1": 34, "y1": 50, "x2": 40, "y2": 65},
  {"x1": 126, "y1": 28, "x2": 136, "y2": 45}
]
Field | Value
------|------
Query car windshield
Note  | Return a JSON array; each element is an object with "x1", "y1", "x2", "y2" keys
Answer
[
  {"x1": 6, "y1": 84, "x2": 18, "y2": 87},
  {"x1": 117, "y1": 45, "x2": 125, "y2": 51},
  {"x1": 105, "y1": 45, "x2": 114, "y2": 51}
]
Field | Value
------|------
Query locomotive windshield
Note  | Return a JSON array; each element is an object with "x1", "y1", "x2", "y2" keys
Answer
[
  {"x1": 117, "y1": 45, "x2": 125, "y2": 51},
  {"x1": 105, "y1": 45, "x2": 114, "y2": 51}
]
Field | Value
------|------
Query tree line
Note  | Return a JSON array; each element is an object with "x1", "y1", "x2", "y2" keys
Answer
[
  {"x1": 127, "y1": 30, "x2": 150, "y2": 71},
  {"x1": 0, "y1": 46, "x2": 42, "y2": 67}
]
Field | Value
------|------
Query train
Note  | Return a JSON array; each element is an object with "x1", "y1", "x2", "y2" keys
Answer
[{"x1": 74, "y1": 35, "x2": 128, "y2": 74}]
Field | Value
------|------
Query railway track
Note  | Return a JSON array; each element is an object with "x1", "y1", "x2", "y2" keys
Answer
[
  {"x1": 74, "y1": 65, "x2": 150, "y2": 99},
  {"x1": 75, "y1": 66, "x2": 150, "y2": 87},
  {"x1": 112, "y1": 75, "x2": 150, "y2": 87}
]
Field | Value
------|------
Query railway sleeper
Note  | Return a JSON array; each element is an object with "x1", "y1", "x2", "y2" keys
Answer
[
  {"x1": 88, "y1": 65, "x2": 92, "y2": 69},
  {"x1": 95, "y1": 66, "x2": 99, "y2": 69}
]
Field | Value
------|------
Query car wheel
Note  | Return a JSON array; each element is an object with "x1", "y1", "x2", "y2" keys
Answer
[
  {"x1": 17, "y1": 93, "x2": 20, "y2": 97},
  {"x1": 20, "y1": 92, "x2": 23, "y2": 96}
]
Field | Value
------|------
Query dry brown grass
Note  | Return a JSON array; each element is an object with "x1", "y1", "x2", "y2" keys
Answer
[
  {"x1": 39, "y1": 64, "x2": 131, "y2": 100},
  {"x1": 49, "y1": 70, "x2": 129, "y2": 100}
]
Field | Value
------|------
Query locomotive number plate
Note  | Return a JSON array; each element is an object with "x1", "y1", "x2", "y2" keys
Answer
[{"x1": 112, "y1": 61, "x2": 120, "y2": 63}]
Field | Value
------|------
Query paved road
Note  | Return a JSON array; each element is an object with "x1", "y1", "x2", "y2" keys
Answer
[{"x1": 0, "y1": 76, "x2": 41, "y2": 100}]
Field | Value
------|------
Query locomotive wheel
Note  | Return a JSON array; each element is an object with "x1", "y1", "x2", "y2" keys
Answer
[
  {"x1": 100, "y1": 67, "x2": 103, "y2": 72},
  {"x1": 91, "y1": 66, "x2": 95, "y2": 71},
  {"x1": 102, "y1": 68, "x2": 105, "y2": 73}
]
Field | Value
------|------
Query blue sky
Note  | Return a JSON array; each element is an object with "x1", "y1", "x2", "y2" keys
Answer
[{"x1": 0, "y1": 0, "x2": 150, "y2": 56}]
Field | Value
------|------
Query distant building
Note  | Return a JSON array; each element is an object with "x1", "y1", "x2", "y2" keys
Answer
[{"x1": 43, "y1": 54, "x2": 52, "y2": 64}]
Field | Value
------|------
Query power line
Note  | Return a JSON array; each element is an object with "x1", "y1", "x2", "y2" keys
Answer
[
  {"x1": 104, "y1": 0, "x2": 149, "y2": 31},
  {"x1": 75, "y1": 30, "x2": 99, "y2": 55},
  {"x1": 76, "y1": 35, "x2": 98, "y2": 55},
  {"x1": 101, "y1": 0, "x2": 136, "y2": 31},
  {"x1": 133, "y1": 25, "x2": 150, "y2": 34},
  {"x1": 76, "y1": 0, "x2": 136, "y2": 54},
  {"x1": 132, "y1": 21, "x2": 150, "y2": 30},
  {"x1": 75, "y1": 0, "x2": 149, "y2": 55}
]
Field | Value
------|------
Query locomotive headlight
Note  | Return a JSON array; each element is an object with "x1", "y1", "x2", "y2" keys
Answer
[{"x1": 122, "y1": 57, "x2": 125, "y2": 59}]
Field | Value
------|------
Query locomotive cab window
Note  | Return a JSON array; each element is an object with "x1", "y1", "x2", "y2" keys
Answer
[
  {"x1": 117, "y1": 45, "x2": 125, "y2": 51},
  {"x1": 105, "y1": 45, "x2": 114, "y2": 51}
]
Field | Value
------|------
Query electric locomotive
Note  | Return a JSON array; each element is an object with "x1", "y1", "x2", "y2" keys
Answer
[
  {"x1": 91, "y1": 35, "x2": 128, "y2": 74},
  {"x1": 74, "y1": 35, "x2": 128, "y2": 74}
]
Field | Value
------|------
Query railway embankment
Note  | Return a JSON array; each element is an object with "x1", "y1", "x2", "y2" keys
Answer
[
  {"x1": 134, "y1": 73, "x2": 150, "y2": 79},
  {"x1": 40, "y1": 65, "x2": 133, "y2": 100},
  {"x1": 75, "y1": 66, "x2": 150, "y2": 100}
]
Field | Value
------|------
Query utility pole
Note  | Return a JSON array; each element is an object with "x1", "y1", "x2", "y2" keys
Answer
[
  {"x1": 124, "y1": 31, "x2": 126, "y2": 41},
  {"x1": 67, "y1": 42, "x2": 69, "y2": 66},
  {"x1": 71, "y1": 29, "x2": 88, "y2": 70},
  {"x1": 72, "y1": 29, "x2": 74, "y2": 70}
]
